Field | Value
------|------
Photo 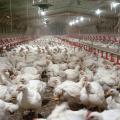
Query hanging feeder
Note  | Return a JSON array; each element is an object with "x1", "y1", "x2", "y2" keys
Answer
[{"x1": 32, "y1": 0, "x2": 53, "y2": 10}]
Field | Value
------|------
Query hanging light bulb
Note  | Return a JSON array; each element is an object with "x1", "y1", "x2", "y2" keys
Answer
[
  {"x1": 69, "y1": 22, "x2": 72, "y2": 26},
  {"x1": 41, "y1": 11, "x2": 46, "y2": 16},
  {"x1": 80, "y1": 16, "x2": 84, "y2": 22},
  {"x1": 72, "y1": 20, "x2": 76, "y2": 25},
  {"x1": 111, "y1": 2, "x2": 120, "y2": 11},
  {"x1": 95, "y1": 9, "x2": 102, "y2": 15},
  {"x1": 38, "y1": 8, "x2": 46, "y2": 16},
  {"x1": 75, "y1": 19, "x2": 79, "y2": 23},
  {"x1": 111, "y1": 2, "x2": 120, "y2": 9}
]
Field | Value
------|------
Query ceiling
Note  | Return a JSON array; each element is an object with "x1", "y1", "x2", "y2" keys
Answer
[{"x1": 0, "y1": 0, "x2": 120, "y2": 33}]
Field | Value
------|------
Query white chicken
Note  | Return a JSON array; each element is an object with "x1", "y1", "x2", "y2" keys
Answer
[
  {"x1": 21, "y1": 66, "x2": 39, "y2": 75},
  {"x1": 106, "y1": 89, "x2": 120, "y2": 109},
  {"x1": 87, "y1": 109, "x2": 120, "y2": 120},
  {"x1": 16, "y1": 85, "x2": 42, "y2": 116},
  {"x1": 26, "y1": 80, "x2": 46, "y2": 97},
  {"x1": 80, "y1": 81, "x2": 106, "y2": 110},
  {"x1": 37, "y1": 103, "x2": 89, "y2": 120},
  {"x1": 0, "y1": 99, "x2": 19, "y2": 120},
  {"x1": 48, "y1": 76, "x2": 62, "y2": 88},
  {"x1": 64, "y1": 65, "x2": 80, "y2": 81},
  {"x1": 53, "y1": 77, "x2": 87, "y2": 102}
]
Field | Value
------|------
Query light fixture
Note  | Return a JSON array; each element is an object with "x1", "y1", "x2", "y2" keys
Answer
[
  {"x1": 69, "y1": 20, "x2": 76, "y2": 26},
  {"x1": 38, "y1": 8, "x2": 46, "y2": 16},
  {"x1": 41, "y1": 11, "x2": 46, "y2": 16},
  {"x1": 75, "y1": 19, "x2": 79, "y2": 23},
  {"x1": 69, "y1": 22, "x2": 73, "y2": 26},
  {"x1": 111, "y1": 2, "x2": 120, "y2": 8},
  {"x1": 69, "y1": 17, "x2": 83, "y2": 26},
  {"x1": 111, "y1": 2, "x2": 120, "y2": 11},
  {"x1": 80, "y1": 16, "x2": 84, "y2": 22},
  {"x1": 95, "y1": 9, "x2": 102, "y2": 15},
  {"x1": 72, "y1": 20, "x2": 76, "y2": 25}
]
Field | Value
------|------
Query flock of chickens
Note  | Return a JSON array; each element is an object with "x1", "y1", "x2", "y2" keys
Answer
[
  {"x1": 80, "y1": 39, "x2": 119, "y2": 52},
  {"x1": 0, "y1": 36, "x2": 120, "y2": 120}
]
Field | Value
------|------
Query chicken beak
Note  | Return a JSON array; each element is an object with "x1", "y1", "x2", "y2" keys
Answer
[
  {"x1": 11, "y1": 96, "x2": 17, "y2": 101},
  {"x1": 20, "y1": 81, "x2": 25, "y2": 84},
  {"x1": 105, "y1": 91, "x2": 111, "y2": 98},
  {"x1": 51, "y1": 97, "x2": 60, "y2": 101}
]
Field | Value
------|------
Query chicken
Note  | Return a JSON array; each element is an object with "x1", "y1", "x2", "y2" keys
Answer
[
  {"x1": 80, "y1": 81, "x2": 106, "y2": 110},
  {"x1": 16, "y1": 85, "x2": 42, "y2": 116},
  {"x1": 87, "y1": 109, "x2": 120, "y2": 120}
]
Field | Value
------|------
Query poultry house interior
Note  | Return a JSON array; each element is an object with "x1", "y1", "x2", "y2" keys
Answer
[{"x1": 0, "y1": 0, "x2": 120, "y2": 120}]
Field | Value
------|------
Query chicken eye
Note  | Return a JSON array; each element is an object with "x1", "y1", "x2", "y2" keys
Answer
[
  {"x1": 110, "y1": 91, "x2": 113, "y2": 93},
  {"x1": 19, "y1": 86, "x2": 23, "y2": 89},
  {"x1": 90, "y1": 116, "x2": 95, "y2": 119}
]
